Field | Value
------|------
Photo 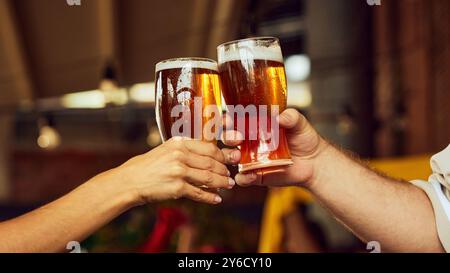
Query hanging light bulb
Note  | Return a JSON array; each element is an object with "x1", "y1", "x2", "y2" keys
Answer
[
  {"x1": 147, "y1": 123, "x2": 162, "y2": 147},
  {"x1": 37, "y1": 117, "x2": 61, "y2": 150},
  {"x1": 100, "y1": 62, "x2": 118, "y2": 91},
  {"x1": 336, "y1": 105, "x2": 355, "y2": 136},
  {"x1": 100, "y1": 62, "x2": 128, "y2": 106}
]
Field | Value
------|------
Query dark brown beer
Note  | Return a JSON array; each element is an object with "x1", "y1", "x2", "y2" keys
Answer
[
  {"x1": 155, "y1": 58, "x2": 221, "y2": 142},
  {"x1": 218, "y1": 37, "x2": 293, "y2": 172}
]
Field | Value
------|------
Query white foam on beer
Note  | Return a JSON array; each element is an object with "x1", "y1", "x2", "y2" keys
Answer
[
  {"x1": 218, "y1": 45, "x2": 283, "y2": 64},
  {"x1": 156, "y1": 59, "x2": 218, "y2": 72}
]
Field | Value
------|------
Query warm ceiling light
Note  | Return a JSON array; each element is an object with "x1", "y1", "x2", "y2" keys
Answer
[
  {"x1": 103, "y1": 88, "x2": 128, "y2": 106},
  {"x1": 287, "y1": 82, "x2": 312, "y2": 108},
  {"x1": 129, "y1": 82, "x2": 155, "y2": 103},
  {"x1": 37, "y1": 125, "x2": 61, "y2": 150},
  {"x1": 147, "y1": 125, "x2": 162, "y2": 147},
  {"x1": 285, "y1": 54, "x2": 311, "y2": 82},
  {"x1": 61, "y1": 90, "x2": 106, "y2": 109},
  {"x1": 99, "y1": 78, "x2": 118, "y2": 92}
]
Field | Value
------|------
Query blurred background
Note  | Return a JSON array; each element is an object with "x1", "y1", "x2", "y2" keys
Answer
[{"x1": 0, "y1": 0, "x2": 449, "y2": 252}]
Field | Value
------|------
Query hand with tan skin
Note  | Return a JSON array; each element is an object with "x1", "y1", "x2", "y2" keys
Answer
[
  {"x1": 224, "y1": 109, "x2": 444, "y2": 252},
  {"x1": 119, "y1": 137, "x2": 237, "y2": 204},
  {"x1": 222, "y1": 109, "x2": 325, "y2": 187},
  {"x1": 0, "y1": 137, "x2": 240, "y2": 252}
]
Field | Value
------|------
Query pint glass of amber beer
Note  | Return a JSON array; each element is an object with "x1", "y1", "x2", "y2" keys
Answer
[
  {"x1": 217, "y1": 37, "x2": 293, "y2": 172},
  {"x1": 155, "y1": 58, "x2": 222, "y2": 142}
]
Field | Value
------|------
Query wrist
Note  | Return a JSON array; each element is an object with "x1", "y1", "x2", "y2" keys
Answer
[
  {"x1": 303, "y1": 138, "x2": 333, "y2": 190},
  {"x1": 87, "y1": 168, "x2": 142, "y2": 211}
]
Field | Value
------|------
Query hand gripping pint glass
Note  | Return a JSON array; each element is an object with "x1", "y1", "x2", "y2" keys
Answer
[{"x1": 217, "y1": 37, "x2": 293, "y2": 172}]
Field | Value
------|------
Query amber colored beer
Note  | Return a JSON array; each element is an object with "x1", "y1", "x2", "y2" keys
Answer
[
  {"x1": 218, "y1": 37, "x2": 293, "y2": 172},
  {"x1": 155, "y1": 58, "x2": 221, "y2": 141}
]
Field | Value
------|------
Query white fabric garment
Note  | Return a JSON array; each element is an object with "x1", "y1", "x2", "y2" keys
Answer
[
  {"x1": 412, "y1": 144, "x2": 450, "y2": 252},
  {"x1": 430, "y1": 145, "x2": 450, "y2": 200}
]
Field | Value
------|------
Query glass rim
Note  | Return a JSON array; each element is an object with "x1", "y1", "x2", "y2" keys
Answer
[
  {"x1": 217, "y1": 36, "x2": 279, "y2": 49},
  {"x1": 156, "y1": 57, "x2": 216, "y2": 66},
  {"x1": 155, "y1": 57, "x2": 218, "y2": 72}
]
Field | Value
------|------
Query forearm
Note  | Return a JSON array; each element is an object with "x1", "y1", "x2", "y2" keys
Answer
[
  {"x1": 307, "y1": 143, "x2": 444, "y2": 252},
  {"x1": 0, "y1": 139, "x2": 234, "y2": 253},
  {"x1": 0, "y1": 169, "x2": 136, "y2": 253}
]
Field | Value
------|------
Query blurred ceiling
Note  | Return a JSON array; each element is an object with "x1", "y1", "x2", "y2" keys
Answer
[{"x1": 0, "y1": 0, "x2": 245, "y2": 106}]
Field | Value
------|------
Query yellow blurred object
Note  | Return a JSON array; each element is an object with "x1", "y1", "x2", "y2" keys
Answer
[
  {"x1": 258, "y1": 187, "x2": 313, "y2": 253},
  {"x1": 370, "y1": 154, "x2": 432, "y2": 181},
  {"x1": 258, "y1": 154, "x2": 432, "y2": 253}
]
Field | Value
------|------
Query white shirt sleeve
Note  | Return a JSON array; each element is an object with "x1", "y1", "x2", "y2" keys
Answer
[{"x1": 412, "y1": 144, "x2": 450, "y2": 252}]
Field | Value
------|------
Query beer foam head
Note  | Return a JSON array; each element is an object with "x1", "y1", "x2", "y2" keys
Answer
[
  {"x1": 156, "y1": 58, "x2": 218, "y2": 72},
  {"x1": 218, "y1": 38, "x2": 284, "y2": 64}
]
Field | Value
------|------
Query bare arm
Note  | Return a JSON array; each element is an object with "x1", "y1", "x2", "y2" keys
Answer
[
  {"x1": 308, "y1": 143, "x2": 443, "y2": 252},
  {"x1": 0, "y1": 172, "x2": 134, "y2": 252},
  {"x1": 0, "y1": 138, "x2": 238, "y2": 253},
  {"x1": 227, "y1": 109, "x2": 444, "y2": 252}
]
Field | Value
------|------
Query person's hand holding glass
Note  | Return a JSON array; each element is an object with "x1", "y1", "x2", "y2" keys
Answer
[{"x1": 218, "y1": 37, "x2": 293, "y2": 174}]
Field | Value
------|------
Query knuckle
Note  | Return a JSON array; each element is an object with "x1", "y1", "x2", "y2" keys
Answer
[
  {"x1": 191, "y1": 187, "x2": 203, "y2": 201},
  {"x1": 204, "y1": 172, "x2": 215, "y2": 185},
  {"x1": 173, "y1": 181, "x2": 185, "y2": 198},
  {"x1": 217, "y1": 151, "x2": 225, "y2": 162},
  {"x1": 171, "y1": 150, "x2": 185, "y2": 162},
  {"x1": 206, "y1": 143, "x2": 217, "y2": 155},
  {"x1": 205, "y1": 159, "x2": 215, "y2": 170},
  {"x1": 166, "y1": 137, "x2": 176, "y2": 145},
  {"x1": 292, "y1": 110, "x2": 303, "y2": 124},
  {"x1": 285, "y1": 110, "x2": 297, "y2": 123},
  {"x1": 223, "y1": 166, "x2": 230, "y2": 176},
  {"x1": 222, "y1": 176, "x2": 230, "y2": 186},
  {"x1": 171, "y1": 163, "x2": 186, "y2": 178},
  {"x1": 217, "y1": 163, "x2": 228, "y2": 175},
  {"x1": 169, "y1": 137, "x2": 185, "y2": 149}
]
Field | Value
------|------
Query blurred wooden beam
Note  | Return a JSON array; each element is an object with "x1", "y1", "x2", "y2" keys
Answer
[
  {"x1": 306, "y1": 0, "x2": 375, "y2": 156},
  {"x1": 94, "y1": 0, "x2": 117, "y2": 65},
  {"x1": 186, "y1": 0, "x2": 212, "y2": 56},
  {"x1": 0, "y1": 114, "x2": 13, "y2": 202},
  {"x1": 205, "y1": 0, "x2": 246, "y2": 58},
  {"x1": 399, "y1": 0, "x2": 433, "y2": 155},
  {"x1": 0, "y1": 0, "x2": 34, "y2": 106},
  {"x1": 373, "y1": 0, "x2": 398, "y2": 157},
  {"x1": 0, "y1": 1, "x2": 30, "y2": 202},
  {"x1": 374, "y1": 0, "x2": 450, "y2": 155},
  {"x1": 429, "y1": 0, "x2": 450, "y2": 151}
]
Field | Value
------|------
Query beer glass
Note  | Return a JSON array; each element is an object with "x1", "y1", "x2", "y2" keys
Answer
[
  {"x1": 217, "y1": 37, "x2": 293, "y2": 172},
  {"x1": 155, "y1": 58, "x2": 222, "y2": 142}
]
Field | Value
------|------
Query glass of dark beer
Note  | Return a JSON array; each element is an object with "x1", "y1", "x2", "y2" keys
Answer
[
  {"x1": 155, "y1": 58, "x2": 222, "y2": 142},
  {"x1": 217, "y1": 37, "x2": 293, "y2": 173}
]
